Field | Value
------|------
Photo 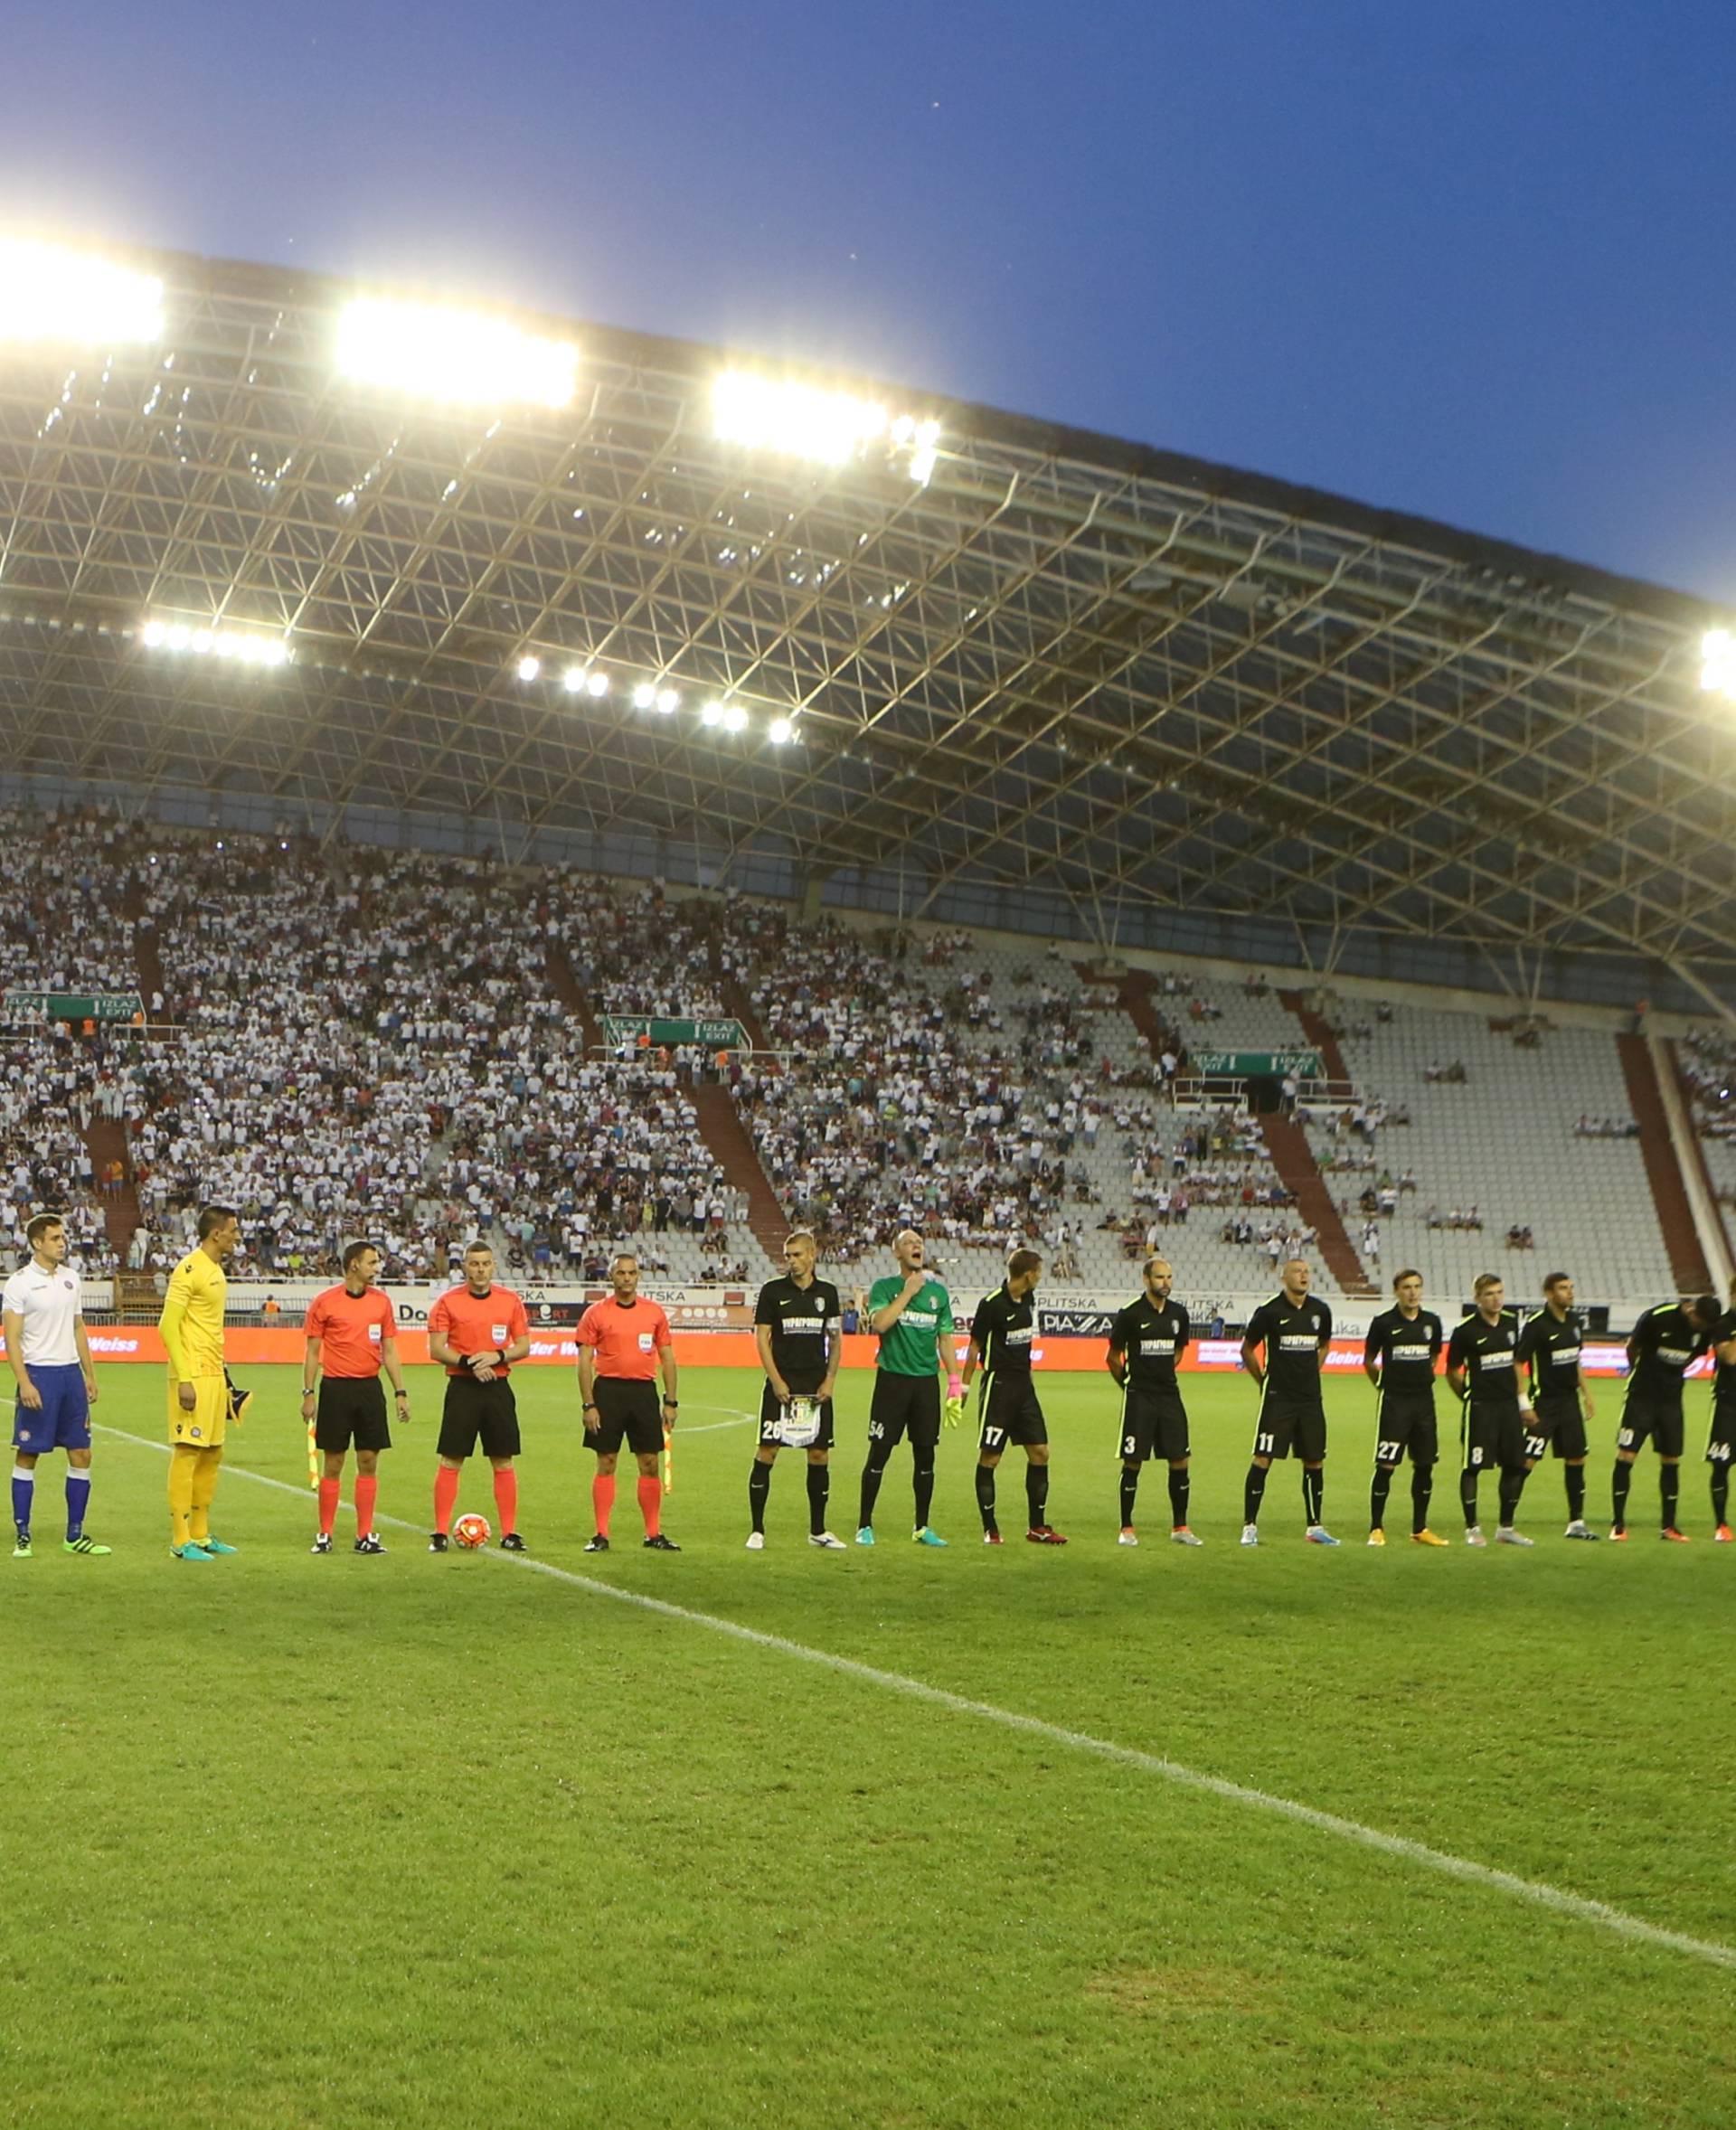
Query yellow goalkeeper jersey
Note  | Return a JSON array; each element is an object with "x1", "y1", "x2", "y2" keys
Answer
[{"x1": 159, "y1": 1249, "x2": 228, "y2": 1379}]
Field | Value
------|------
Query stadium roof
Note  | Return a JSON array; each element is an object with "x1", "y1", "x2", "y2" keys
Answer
[{"x1": 2, "y1": 239, "x2": 1732, "y2": 1006}]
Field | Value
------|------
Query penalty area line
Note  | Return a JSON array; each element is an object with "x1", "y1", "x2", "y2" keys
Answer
[{"x1": 98, "y1": 1423, "x2": 1736, "y2": 1974}]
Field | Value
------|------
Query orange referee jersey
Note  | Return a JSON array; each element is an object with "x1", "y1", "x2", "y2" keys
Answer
[
  {"x1": 577, "y1": 1295, "x2": 672, "y2": 1380},
  {"x1": 304, "y1": 1284, "x2": 397, "y2": 1379},
  {"x1": 429, "y1": 1285, "x2": 531, "y2": 1377}
]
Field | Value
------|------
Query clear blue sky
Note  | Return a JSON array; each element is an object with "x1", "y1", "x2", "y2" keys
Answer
[{"x1": 1, "y1": 0, "x2": 1731, "y2": 601}]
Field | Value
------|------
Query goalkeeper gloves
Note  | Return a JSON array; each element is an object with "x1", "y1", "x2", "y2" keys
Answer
[{"x1": 944, "y1": 1374, "x2": 967, "y2": 1429}]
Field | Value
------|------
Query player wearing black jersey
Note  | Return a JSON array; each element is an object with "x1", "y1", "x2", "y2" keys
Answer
[
  {"x1": 963, "y1": 1250, "x2": 1065, "y2": 1545},
  {"x1": 747, "y1": 1230, "x2": 845, "y2": 1550},
  {"x1": 1106, "y1": 1257, "x2": 1199, "y2": 1545},
  {"x1": 1240, "y1": 1259, "x2": 1337, "y2": 1546},
  {"x1": 1705, "y1": 1277, "x2": 1736, "y2": 1541},
  {"x1": 1446, "y1": 1274, "x2": 1534, "y2": 1546},
  {"x1": 1612, "y1": 1293, "x2": 1719, "y2": 1541},
  {"x1": 1362, "y1": 1269, "x2": 1447, "y2": 1546},
  {"x1": 1515, "y1": 1271, "x2": 1599, "y2": 1539}
]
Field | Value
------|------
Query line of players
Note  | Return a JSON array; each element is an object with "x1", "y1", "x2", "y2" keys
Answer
[{"x1": 6, "y1": 1206, "x2": 1736, "y2": 1557}]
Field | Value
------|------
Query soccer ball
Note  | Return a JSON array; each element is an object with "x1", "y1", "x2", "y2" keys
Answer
[{"x1": 452, "y1": 1513, "x2": 491, "y2": 1550}]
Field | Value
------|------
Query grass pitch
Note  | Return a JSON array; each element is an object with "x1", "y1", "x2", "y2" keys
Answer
[{"x1": 4, "y1": 1363, "x2": 1733, "y2": 2128}]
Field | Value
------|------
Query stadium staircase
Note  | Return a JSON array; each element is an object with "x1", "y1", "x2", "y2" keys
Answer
[
  {"x1": 1656, "y1": 1039, "x2": 1734, "y2": 1289},
  {"x1": 544, "y1": 947, "x2": 602, "y2": 1050},
  {"x1": 82, "y1": 1117, "x2": 143, "y2": 1258},
  {"x1": 1616, "y1": 1032, "x2": 1711, "y2": 1291},
  {"x1": 123, "y1": 873, "x2": 165, "y2": 1009},
  {"x1": 689, "y1": 1083, "x2": 788, "y2": 1260},
  {"x1": 1256, "y1": 1110, "x2": 1380, "y2": 1297},
  {"x1": 1114, "y1": 969, "x2": 1177, "y2": 1062},
  {"x1": 1278, "y1": 990, "x2": 1352, "y2": 1083},
  {"x1": 719, "y1": 972, "x2": 770, "y2": 1052}
]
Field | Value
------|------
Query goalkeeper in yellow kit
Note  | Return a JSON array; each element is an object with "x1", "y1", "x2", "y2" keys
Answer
[{"x1": 157, "y1": 1205, "x2": 244, "y2": 1561}]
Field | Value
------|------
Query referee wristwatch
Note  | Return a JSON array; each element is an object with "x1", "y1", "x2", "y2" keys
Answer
[
  {"x1": 662, "y1": 1396, "x2": 679, "y2": 1408},
  {"x1": 583, "y1": 1401, "x2": 600, "y2": 1415}
]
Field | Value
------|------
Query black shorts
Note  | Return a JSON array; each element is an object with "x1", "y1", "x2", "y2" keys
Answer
[
  {"x1": 1462, "y1": 1400, "x2": 1525, "y2": 1472},
  {"x1": 1528, "y1": 1397, "x2": 1588, "y2": 1461},
  {"x1": 1119, "y1": 1385, "x2": 1189, "y2": 1464},
  {"x1": 1251, "y1": 1394, "x2": 1326, "y2": 1464},
  {"x1": 1373, "y1": 1395, "x2": 1437, "y2": 1467},
  {"x1": 315, "y1": 1376, "x2": 391, "y2": 1454},
  {"x1": 437, "y1": 1375, "x2": 521, "y2": 1461},
  {"x1": 978, "y1": 1376, "x2": 1046, "y2": 1452},
  {"x1": 758, "y1": 1382, "x2": 835, "y2": 1449},
  {"x1": 1707, "y1": 1408, "x2": 1736, "y2": 1465},
  {"x1": 868, "y1": 1371, "x2": 940, "y2": 1451},
  {"x1": 589, "y1": 1377, "x2": 664, "y2": 1456},
  {"x1": 1618, "y1": 1392, "x2": 1684, "y2": 1459}
]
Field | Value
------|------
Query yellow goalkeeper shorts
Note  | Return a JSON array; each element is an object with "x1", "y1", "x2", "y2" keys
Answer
[{"x1": 166, "y1": 1375, "x2": 228, "y2": 1447}]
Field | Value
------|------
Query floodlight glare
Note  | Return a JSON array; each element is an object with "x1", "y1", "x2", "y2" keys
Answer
[
  {"x1": 516, "y1": 655, "x2": 541, "y2": 682},
  {"x1": 700, "y1": 700, "x2": 723, "y2": 727},
  {"x1": 585, "y1": 669, "x2": 609, "y2": 698},
  {"x1": 655, "y1": 688, "x2": 680, "y2": 715},
  {"x1": 722, "y1": 703, "x2": 749, "y2": 734},
  {"x1": 335, "y1": 296, "x2": 578, "y2": 410},
  {"x1": 712, "y1": 371, "x2": 941, "y2": 483},
  {"x1": 137, "y1": 616, "x2": 290, "y2": 668},
  {"x1": 769, "y1": 717, "x2": 793, "y2": 744},
  {"x1": 1702, "y1": 628, "x2": 1736, "y2": 699},
  {"x1": 0, "y1": 238, "x2": 165, "y2": 347},
  {"x1": 561, "y1": 664, "x2": 587, "y2": 693},
  {"x1": 631, "y1": 683, "x2": 656, "y2": 711}
]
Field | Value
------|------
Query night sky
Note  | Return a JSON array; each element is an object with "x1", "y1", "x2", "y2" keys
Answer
[{"x1": 1, "y1": 0, "x2": 1731, "y2": 601}]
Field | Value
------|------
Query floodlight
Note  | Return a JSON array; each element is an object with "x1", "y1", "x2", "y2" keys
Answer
[
  {"x1": 712, "y1": 370, "x2": 940, "y2": 482},
  {"x1": 137, "y1": 616, "x2": 290, "y2": 668},
  {"x1": 700, "y1": 700, "x2": 723, "y2": 727},
  {"x1": 335, "y1": 296, "x2": 578, "y2": 409},
  {"x1": 561, "y1": 664, "x2": 587, "y2": 693},
  {"x1": 722, "y1": 703, "x2": 748, "y2": 734},
  {"x1": 585, "y1": 669, "x2": 609, "y2": 698},
  {"x1": 656, "y1": 688, "x2": 680, "y2": 715},
  {"x1": 769, "y1": 717, "x2": 793, "y2": 744},
  {"x1": 1703, "y1": 628, "x2": 1736, "y2": 699},
  {"x1": 0, "y1": 239, "x2": 164, "y2": 347},
  {"x1": 516, "y1": 655, "x2": 541, "y2": 682},
  {"x1": 631, "y1": 683, "x2": 656, "y2": 710}
]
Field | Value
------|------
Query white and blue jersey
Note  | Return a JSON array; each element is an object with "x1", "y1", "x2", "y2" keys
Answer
[{"x1": 5, "y1": 1259, "x2": 91, "y2": 1452}]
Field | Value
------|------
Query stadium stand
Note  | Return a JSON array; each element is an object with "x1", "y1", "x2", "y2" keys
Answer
[{"x1": 0, "y1": 807, "x2": 1717, "y2": 1312}]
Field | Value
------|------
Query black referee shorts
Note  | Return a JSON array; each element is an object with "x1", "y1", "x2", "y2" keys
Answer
[
  {"x1": 437, "y1": 1375, "x2": 522, "y2": 1461},
  {"x1": 315, "y1": 1376, "x2": 391, "y2": 1454},
  {"x1": 589, "y1": 1377, "x2": 664, "y2": 1456}
]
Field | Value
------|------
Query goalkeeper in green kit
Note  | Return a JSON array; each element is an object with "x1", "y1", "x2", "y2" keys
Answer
[{"x1": 854, "y1": 1230, "x2": 965, "y2": 1547}]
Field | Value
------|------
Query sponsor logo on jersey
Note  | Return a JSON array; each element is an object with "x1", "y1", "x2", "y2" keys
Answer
[{"x1": 1279, "y1": 1334, "x2": 1321, "y2": 1351}]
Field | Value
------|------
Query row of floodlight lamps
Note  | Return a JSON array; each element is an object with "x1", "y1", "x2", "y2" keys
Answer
[
  {"x1": 0, "y1": 236, "x2": 941, "y2": 482},
  {"x1": 101, "y1": 620, "x2": 799, "y2": 740},
  {"x1": 510, "y1": 655, "x2": 797, "y2": 743}
]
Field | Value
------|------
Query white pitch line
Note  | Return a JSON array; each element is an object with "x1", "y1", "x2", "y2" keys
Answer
[{"x1": 98, "y1": 1424, "x2": 1736, "y2": 1974}]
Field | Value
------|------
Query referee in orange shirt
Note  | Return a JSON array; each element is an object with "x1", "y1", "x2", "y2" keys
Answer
[
  {"x1": 577, "y1": 1250, "x2": 680, "y2": 1552},
  {"x1": 301, "y1": 1240, "x2": 409, "y2": 1554},
  {"x1": 428, "y1": 1241, "x2": 532, "y2": 1553}
]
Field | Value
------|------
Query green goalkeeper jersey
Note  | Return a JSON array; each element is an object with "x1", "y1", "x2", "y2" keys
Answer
[{"x1": 869, "y1": 1275, "x2": 955, "y2": 1377}]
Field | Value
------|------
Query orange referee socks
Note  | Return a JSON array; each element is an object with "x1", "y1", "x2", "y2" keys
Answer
[
  {"x1": 492, "y1": 1466, "x2": 518, "y2": 1536},
  {"x1": 317, "y1": 1478, "x2": 341, "y2": 1537},
  {"x1": 591, "y1": 1473, "x2": 615, "y2": 1538},
  {"x1": 637, "y1": 1474, "x2": 662, "y2": 1539},
  {"x1": 433, "y1": 1464, "x2": 460, "y2": 1534},
  {"x1": 353, "y1": 1474, "x2": 378, "y2": 1539}
]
